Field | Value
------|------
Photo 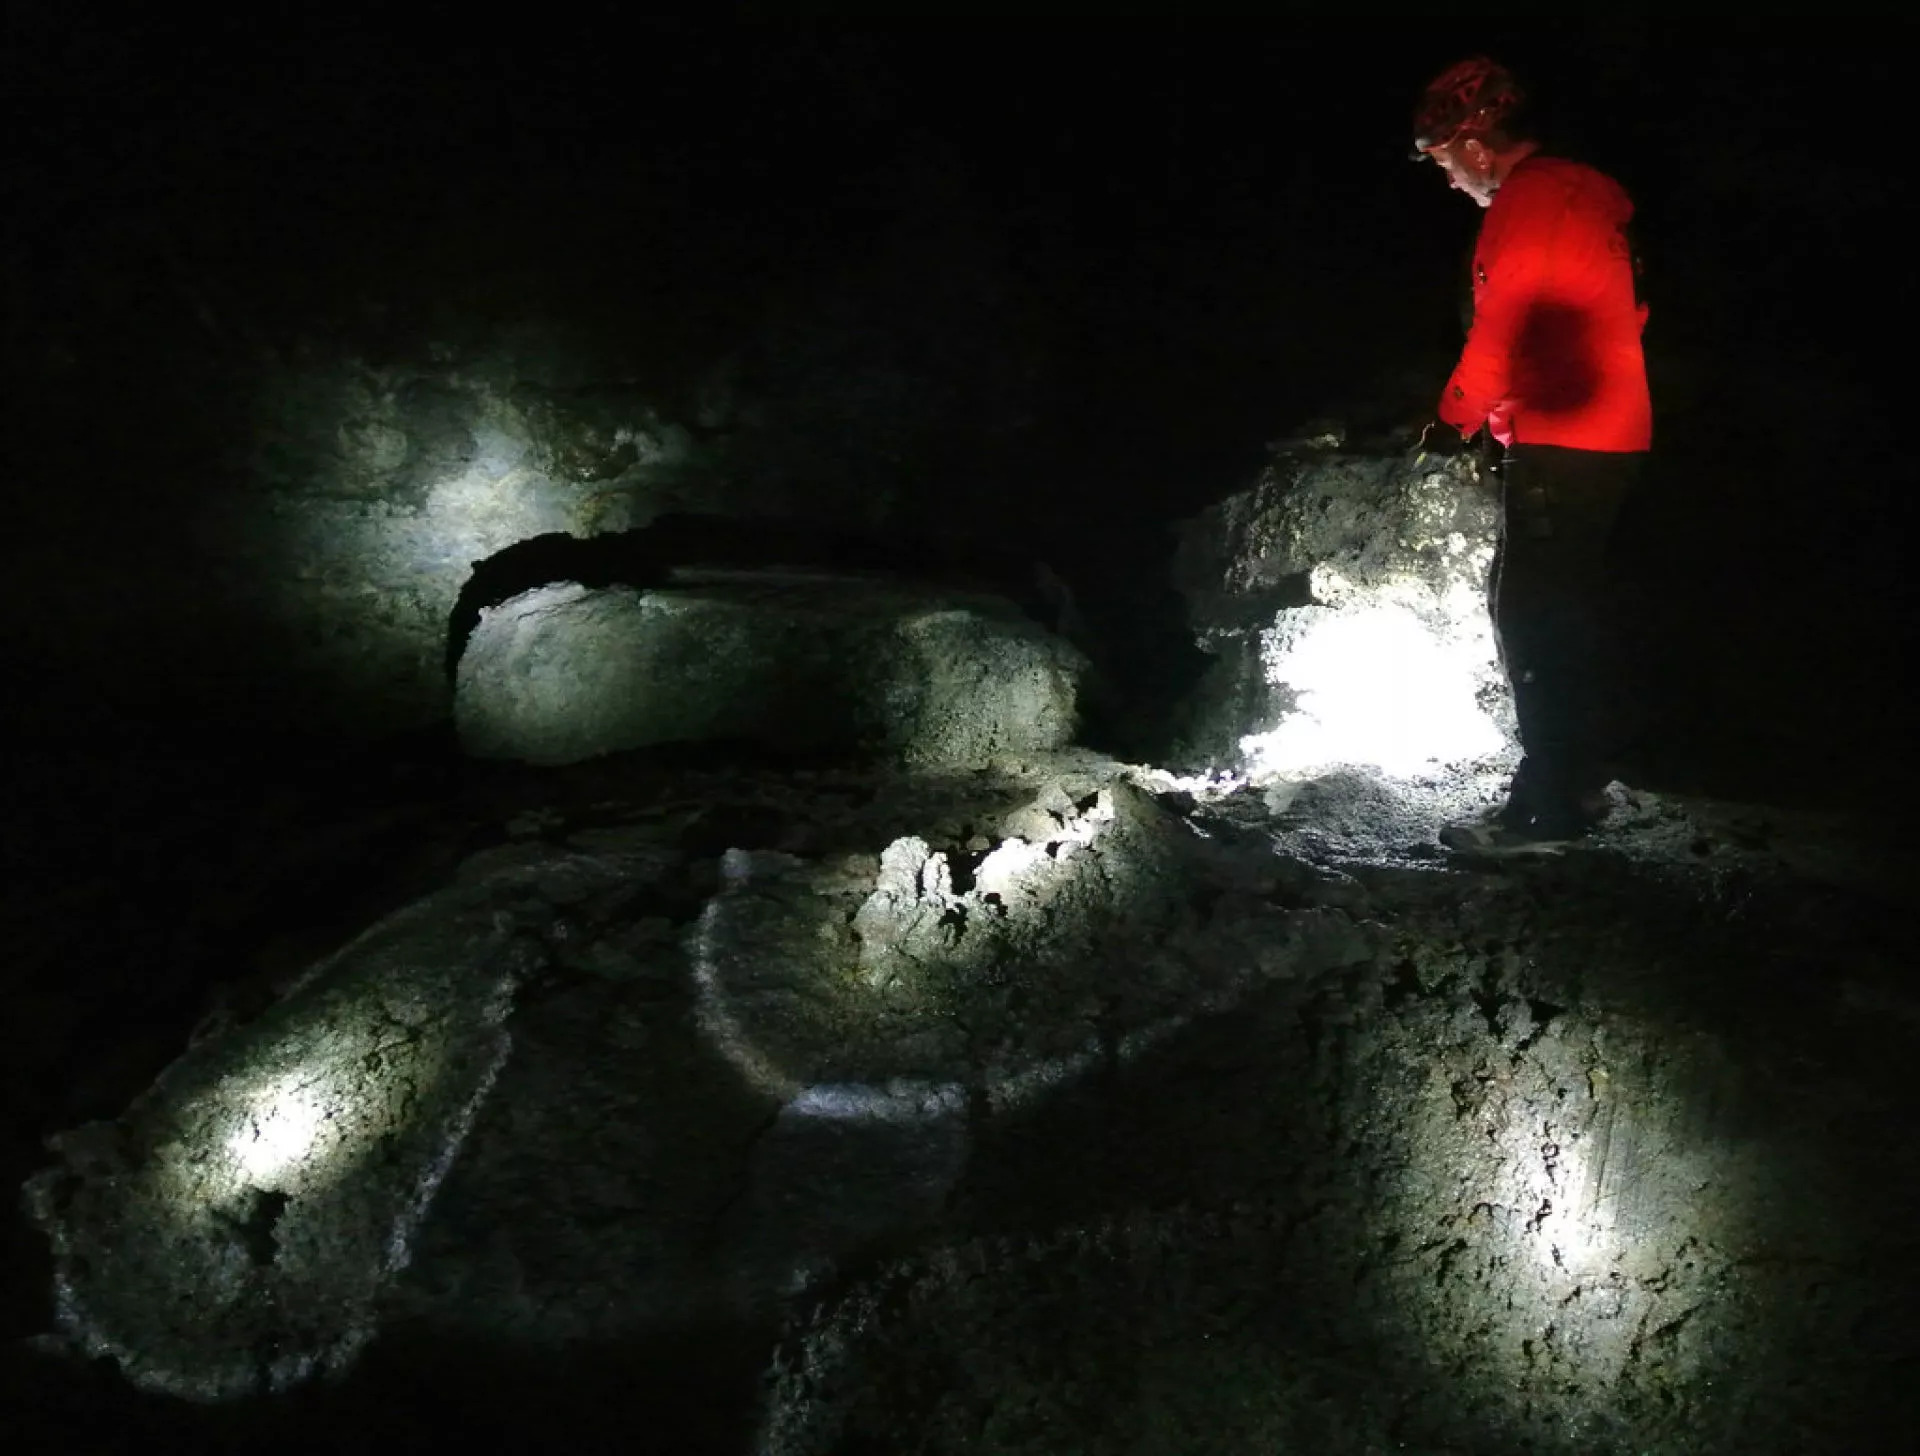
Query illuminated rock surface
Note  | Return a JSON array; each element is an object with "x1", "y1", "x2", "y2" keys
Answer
[
  {"x1": 20, "y1": 865, "x2": 564, "y2": 1398},
  {"x1": 172, "y1": 353, "x2": 719, "y2": 742},
  {"x1": 453, "y1": 576, "x2": 1087, "y2": 769},
  {"x1": 14, "y1": 747, "x2": 1919, "y2": 1454},
  {"x1": 1174, "y1": 441, "x2": 1516, "y2": 785},
  {"x1": 764, "y1": 817, "x2": 1920, "y2": 1455}
]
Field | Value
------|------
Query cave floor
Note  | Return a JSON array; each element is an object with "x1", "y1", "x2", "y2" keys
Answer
[{"x1": 4, "y1": 740, "x2": 1918, "y2": 1455}]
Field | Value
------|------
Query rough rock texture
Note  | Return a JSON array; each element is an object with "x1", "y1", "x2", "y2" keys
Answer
[
  {"x1": 1171, "y1": 438, "x2": 1515, "y2": 782},
  {"x1": 761, "y1": 803, "x2": 1920, "y2": 1456},
  {"x1": 200, "y1": 350, "x2": 716, "y2": 738},
  {"x1": 23, "y1": 763, "x2": 1199, "y2": 1392},
  {"x1": 19, "y1": 751, "x2": 1919, "y2": 1452},
  {"x1": 453, "y1": 576, "x2": 1088, "y2": 768},
  {"x1": 17, "y1": 855, "x2": 603, "y2": 1399}
]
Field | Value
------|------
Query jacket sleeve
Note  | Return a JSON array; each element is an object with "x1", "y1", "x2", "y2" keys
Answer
[{"x1": 1437, "y1": 175, "x2": 1561, "y2": 433}]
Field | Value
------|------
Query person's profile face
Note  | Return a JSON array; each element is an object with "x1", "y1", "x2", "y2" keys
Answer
[{"x1": 1427, "y1": 139, "x2": 1497, "y2": 208}]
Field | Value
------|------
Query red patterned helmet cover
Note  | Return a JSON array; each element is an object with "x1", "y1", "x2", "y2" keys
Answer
[{"x1": 1412, "y1": 57, "x2": 1524, "y2": 154}]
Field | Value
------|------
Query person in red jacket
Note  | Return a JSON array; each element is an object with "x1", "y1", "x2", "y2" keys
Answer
[{"x1": 1412, "y1": 57, "x2": 1652, "y2": 855}]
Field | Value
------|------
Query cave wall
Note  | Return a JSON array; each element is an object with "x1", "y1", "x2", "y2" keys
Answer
[
  {"x1": 4, "y1": 175, "x2": 1045, "y2": 749},
  {"x1": 203, "y1": 346, "x2": 714, "y2": 740},
  {"x1": 4, "y1": 337, "x2": 711, "y2": 743}
]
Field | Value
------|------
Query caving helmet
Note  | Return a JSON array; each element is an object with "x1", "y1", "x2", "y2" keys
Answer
[{"x1": 1411, "y1": 56, "x2": 1524, "y2": 157}]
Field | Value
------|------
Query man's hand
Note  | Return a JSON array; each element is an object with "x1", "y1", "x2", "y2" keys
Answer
[
  {"x1": 1415, "y1": 420, "x2": 1474, "y2": 465},
  {"x1": 1420, "y1": 422, "x2": 1474, "y2": 461}
]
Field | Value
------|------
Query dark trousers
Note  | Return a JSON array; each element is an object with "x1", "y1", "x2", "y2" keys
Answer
[{"x1": 1491, "y1": 445, "x2": 1644, "y2": 830}]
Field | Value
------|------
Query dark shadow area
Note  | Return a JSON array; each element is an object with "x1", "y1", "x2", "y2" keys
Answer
[
  {"x1": 1, "y1": 1320, "x2": 774, "y2": 1456},
  {"x1": 1605, "y1": 420, "x2": 1918, "y2": 818}
]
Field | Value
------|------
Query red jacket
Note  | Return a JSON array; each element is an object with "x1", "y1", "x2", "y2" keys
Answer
[{"x1": 1439, "y1": 154, "x2": 1652, "y2": 452}]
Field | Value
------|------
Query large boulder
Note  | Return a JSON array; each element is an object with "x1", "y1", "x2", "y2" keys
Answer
[
  {"x1": 1171, "y1": 435, "x2": 1516, "y2": 786},
  {"x1": 452, "y1": 574, "x2": 1088, "y2": 769}
]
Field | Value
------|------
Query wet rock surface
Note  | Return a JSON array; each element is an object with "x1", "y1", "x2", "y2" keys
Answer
[{"x1": 7, "y1": 742, "x2": 1919, "y2": 1454}]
